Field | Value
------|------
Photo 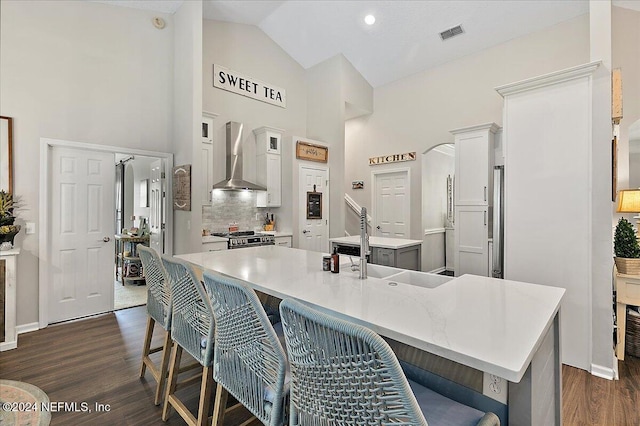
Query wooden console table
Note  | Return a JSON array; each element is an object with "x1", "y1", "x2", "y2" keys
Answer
[
  {"x1": 115, "y1": 234, "x2": 149, "y2": 285},
  {"x1": 615, "y1": 270, "x2": 640, "y2": 360}
]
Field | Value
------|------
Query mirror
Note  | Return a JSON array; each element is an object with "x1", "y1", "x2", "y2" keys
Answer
[
  {"x1": 629, "y1": 119, "x2": 640, "y2": 189},
  {"x1": 0, "y1": 116, "x2": 13, "y2": 193}
]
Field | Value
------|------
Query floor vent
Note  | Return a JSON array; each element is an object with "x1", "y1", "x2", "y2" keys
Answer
[{"x1": 440, "y1": 25, "x2": 464, "y2": 41}]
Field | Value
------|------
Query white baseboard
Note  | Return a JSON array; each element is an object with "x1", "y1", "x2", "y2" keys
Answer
[
  {"x1": 591, "y1": 363, "x2": 615, "y2": 380},
  {"x1": 428, "y1": 267, "x2": 446, "y2": 274},
  {"x1": 16, "y1": 322, "x2": 40, "y2": 335},
  {"x1": 0, "y1": 340, "x2": 17, "y2": 351}
]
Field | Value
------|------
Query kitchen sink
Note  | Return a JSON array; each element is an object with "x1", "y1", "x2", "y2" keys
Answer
[
  {"x1": 340, "y1": 261, "x2": 402, "y2": 279},
  {"x1": 384, "y1": 270, "x2": 452, "y2": 289}
]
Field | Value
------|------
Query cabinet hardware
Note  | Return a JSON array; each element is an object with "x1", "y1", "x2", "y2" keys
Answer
[{"x1": 484, "y1": 186, "x2": 487, "y2": 202}]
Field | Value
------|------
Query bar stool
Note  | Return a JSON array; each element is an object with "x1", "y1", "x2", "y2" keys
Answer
[
  {"x1": 138, "y1": 245, "x2": 172, "y2": 406},
  {"x1": 202, "y1": 271, "x2": 288, "y2": 426},
  {"x1": 279, "y1": 298, "x2": 500, "y2": 426},
  {"x1": 161, "y1": 256, "x2": 216, "y2": 426}
]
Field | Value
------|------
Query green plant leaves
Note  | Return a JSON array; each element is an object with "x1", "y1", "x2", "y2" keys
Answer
[{"x1": 614, "y1": 217, "x2": 640, "y2": 258}]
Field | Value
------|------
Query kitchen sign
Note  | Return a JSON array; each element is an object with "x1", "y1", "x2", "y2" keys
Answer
[
  {"x1": 214, "y1": 64, "x2": 286, "y2": 108},
  {"x1": 369, "y1": 152, "x2": 416, "y2": 165}
]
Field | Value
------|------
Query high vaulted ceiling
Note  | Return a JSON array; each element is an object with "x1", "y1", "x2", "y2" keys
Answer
[{"x1": 94, "y1": 0, "x2": 639, "y2": 87}]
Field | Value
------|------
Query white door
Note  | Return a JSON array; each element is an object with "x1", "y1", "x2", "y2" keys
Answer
[
  {"x1": 49, "y1": 147, "x2": 115, "y2": 323},
  {"x1": 373, "y1": 170, "x2": 410, "y2": 237},
  {"x1": 149, "y1": 159, "x2": 165, "y2": 253},
  {"x1": 299, "y1": 165, "x2": 329, "y2": 252}
]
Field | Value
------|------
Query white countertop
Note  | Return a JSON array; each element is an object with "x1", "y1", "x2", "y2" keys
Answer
[
  {"x1": 177, "y1": 246, "x2": 564, "y2": 382},
  {"x1": 202, "y1": 236, "x2": 228, "y2": 243},
  {"x1": 330, "y1": 235, "x2": 422, "y2": 249},
  {"x1": 262, "y1": 231, "x2": 293, "y2": 238}
]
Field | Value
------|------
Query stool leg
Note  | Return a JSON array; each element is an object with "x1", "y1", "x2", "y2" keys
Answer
[
  {"x1": 211, "y1": 382, "x2": 228, "y2": 426},
  {"x1": 197, "y1": 365, "x2": 214, "y2": 426},
  {"x1": 154, "y1": 330, "x2": 173, "y2": 405},
  {"x1": 139, "y1": 316, "x2": 155, "y2": 378},
  {"x1": 163, "y1": 343, "x2": 182, "y2": 421}
]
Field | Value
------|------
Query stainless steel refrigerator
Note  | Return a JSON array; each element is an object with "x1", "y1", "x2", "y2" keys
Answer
[{"x1": 492, "y1": 166, "x2": 504, "y2": 278}]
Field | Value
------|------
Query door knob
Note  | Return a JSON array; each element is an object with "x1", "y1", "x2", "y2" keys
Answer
[
  {"x1": 302, "y1": 230, "x2": 310, "y2": 234},
  {"x1": 376, "y1": 226, "x2": 381, "y2": 230},
  {"x1": 103, "y1": 236, "x2": 111, "y2": 242}
]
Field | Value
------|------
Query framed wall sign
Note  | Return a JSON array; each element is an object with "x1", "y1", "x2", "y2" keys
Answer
[
  {"x1": 306, "y1": 192, "x2": 322, "y2": 219},
  {"x1": 297, "y1": 141, "x2": 328, "y2": 163},
  {"x1": 172, "y1": 164, "x2": 191, "y2": 211}
]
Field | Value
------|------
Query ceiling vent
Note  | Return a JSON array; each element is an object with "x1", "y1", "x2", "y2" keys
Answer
[{"x1": 439, "y1": 25, "x2": 464, "y2": 41}]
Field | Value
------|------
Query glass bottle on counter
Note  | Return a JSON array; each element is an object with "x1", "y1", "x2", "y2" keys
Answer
[{"x1": 331, "y1": 248, "x2": 340, "y2": 273}]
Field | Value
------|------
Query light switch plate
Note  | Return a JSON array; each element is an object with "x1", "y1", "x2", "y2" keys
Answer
[{"x1": 25, "y1": 222, "x2": 36, "y2": 234}]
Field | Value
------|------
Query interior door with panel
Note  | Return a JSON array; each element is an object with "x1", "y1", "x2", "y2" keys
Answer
[
  {"x1": 373, "y1": 170, "x2": 410, "y2": 238},
  {"x1": 299, "y1": 165, "x2": 329, "y2": 252},
  {"x1": 49, "y1": 147, "x2": 115, "y2": 323}
]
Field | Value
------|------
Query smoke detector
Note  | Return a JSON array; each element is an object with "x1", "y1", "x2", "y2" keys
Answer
[
  {"x1": 152, "y1": 17, "x2": 166, "y2": 29},
  {"x1": 439, "y1": 25, "x2": 464, "y2": 41}
]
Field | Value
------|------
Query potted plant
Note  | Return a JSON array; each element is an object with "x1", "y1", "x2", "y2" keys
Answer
[
  {"x1": 0, "y1": 190, "x2": 20, "y2": 246},
  {"x1": 614, "y1": 217, "x2": 640, "y2": 274}
]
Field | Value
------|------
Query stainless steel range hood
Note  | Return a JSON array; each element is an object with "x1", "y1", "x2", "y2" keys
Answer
[{"x1": 212, "y1": 121, "x2": 266, "y2": 191}]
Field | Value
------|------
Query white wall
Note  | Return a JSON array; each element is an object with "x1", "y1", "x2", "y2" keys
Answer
[
  {"x1": 0, "y1": 0, "x2": 174, "y2": 325},
  {"x1": 612, "y1": 7, "x2": 640, "y2": 191},
  {"x1": 344, "y1": 15, "x2": 590, "y2": 242},
  {"x1": 202, "y1": 20, "x2": 307, "y2": 237},
  {"x1": 132, "y1": 156, "x2": 155, "y2": 223},
  {"x1": 172, "y1": 1, "x2": 203, "y2": 255}
]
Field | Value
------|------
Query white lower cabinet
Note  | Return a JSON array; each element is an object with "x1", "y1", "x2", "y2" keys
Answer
[
  {"x1": 202, "y1": 241, "x2": 228, "y2": 252},
  {"x1": 454, "y1": 205, "x2": 488, "y2": 277},
  {"x1": 274, "y1": 236, "x2": 292, "y2": 247}
]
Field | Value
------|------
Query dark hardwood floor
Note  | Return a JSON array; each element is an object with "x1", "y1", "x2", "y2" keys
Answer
[
  {"x1": 0, "y1": 306, "x2": 254, "y2": 425},
  {"x1": 1, "y1": 306, "x2": 639, "y2": 425}
]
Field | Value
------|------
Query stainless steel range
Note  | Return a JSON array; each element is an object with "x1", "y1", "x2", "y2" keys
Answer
[{"x1": 214, "y1": 231, "x2": 275, "y2": 249}]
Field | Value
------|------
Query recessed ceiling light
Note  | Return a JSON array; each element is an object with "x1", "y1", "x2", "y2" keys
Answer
[{"x1": 364, "y1": 15, "x2": 376, "y2": 25}]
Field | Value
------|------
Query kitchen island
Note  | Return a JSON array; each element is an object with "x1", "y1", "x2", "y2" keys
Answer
[
  {"x1": 177, "y1": 245, "x2": 564, "y2": 425},
  {"x1": 330, "y1": 235, "x2": 422, "y2": 270}
]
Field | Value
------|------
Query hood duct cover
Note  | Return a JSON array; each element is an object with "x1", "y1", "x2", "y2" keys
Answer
[{"x1": 212, "y1": 121, "x2": 266, "y2": 191}]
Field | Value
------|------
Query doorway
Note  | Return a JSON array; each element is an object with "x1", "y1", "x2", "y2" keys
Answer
[
  {"x1": 371, "y1": 169, "x2": 410, "y2": 238},
  {"x1": 39, "y1": 138, "x2": 173, "y2": 327},
  {"x1": 113, "y1": 154, "x2": 164, "y2": 311},
  {"x1": 421, "y1": 144, "x2": 455, "y2": 274}
]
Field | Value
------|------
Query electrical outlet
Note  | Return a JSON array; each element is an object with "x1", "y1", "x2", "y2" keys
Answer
[
  {"x1": 256, "y1": 213, "x2": 261, "y2": 220},
  {"x1": 482, "y1": 372, "x2": 507, "y2": 403}
]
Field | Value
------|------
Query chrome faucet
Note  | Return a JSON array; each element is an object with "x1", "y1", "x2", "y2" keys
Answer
[{"x1": 359, "y1": 207, "x2": 369, "y2": 279}]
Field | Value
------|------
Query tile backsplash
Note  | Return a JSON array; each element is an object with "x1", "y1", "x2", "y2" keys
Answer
[{"x1": 203, "y1": 191, "x2": 273, "y2": 233}]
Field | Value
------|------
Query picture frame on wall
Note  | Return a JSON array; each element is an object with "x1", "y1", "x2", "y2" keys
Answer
[
  {"x1": 173, "y1": 164, "x2": 191, "y2": 211},
  {"x1": 352, "y1": 180, "x2": 364, "y2": 189}
]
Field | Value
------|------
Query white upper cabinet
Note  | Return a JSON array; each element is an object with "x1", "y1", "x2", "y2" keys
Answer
[
  {"x1": 201, "y1": 112, "x2": 218, "y2": 204},
  {"x1": 452, "y1": 123, "x2": 499, "y2": 206},
  {"x1": 254, "y1": 126, "x2": 284, "y2": 207}
]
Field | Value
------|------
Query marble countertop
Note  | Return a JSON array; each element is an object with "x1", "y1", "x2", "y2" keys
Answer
[
  {"x1": 262, "y1": 231, "x2": 293, "y2": 237},
  {"x1": 177, "y1": 246, "x2": 564, "y2": 382},
  {"x1": 201, "y1": 236, "x2": 228, "y2": 243},
  {"x1": 330, "y1": 235, "x2": 422, "y2": 249}
]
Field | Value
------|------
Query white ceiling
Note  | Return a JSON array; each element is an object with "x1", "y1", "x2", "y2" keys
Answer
[{"x1": 94, "y1": 0, "x2": 639, "y2": 87}]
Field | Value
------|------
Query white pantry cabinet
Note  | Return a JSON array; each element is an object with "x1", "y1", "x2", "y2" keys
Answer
[{"x1": 254, "y1": 126, "x2": 284, "y2": 208}]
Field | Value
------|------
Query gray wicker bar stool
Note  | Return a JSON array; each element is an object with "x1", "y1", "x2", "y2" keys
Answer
[
  {"x1": 202, "y1": 271, "x2": 288, "y2": 426},
  {"x1": 137, "y1": 245, "x2": 172, "y2": 406},
  {"x1": 161, "y1": 255, "x2": 216, "y2": 426},
  {"x1": 279, "y1": 299, "x2": 500, "y2": 426}
]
